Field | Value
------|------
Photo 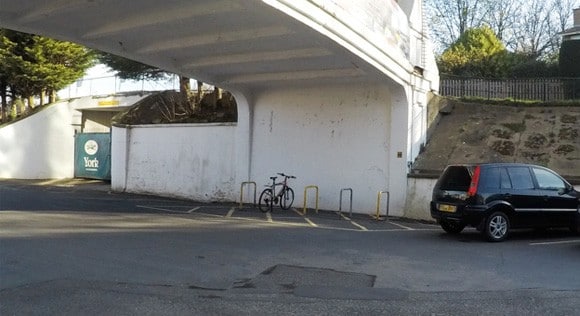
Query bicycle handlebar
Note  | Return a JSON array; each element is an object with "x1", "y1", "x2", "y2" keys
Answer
[{"x1": 277, "y1": 173, "x2": 296, "y2": 179}]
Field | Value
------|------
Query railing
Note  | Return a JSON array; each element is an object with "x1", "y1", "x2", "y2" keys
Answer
[
  {"x1": 440, "y1": 77, "x2": 580, "y2": 101},
  {"x1": 57, "y1": 74, "x2": 180, "y2": 99}
]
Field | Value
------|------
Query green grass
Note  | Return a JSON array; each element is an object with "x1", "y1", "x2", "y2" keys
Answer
[{"x1": 452, "y1": 96, "x2": 580, "y2": 107}]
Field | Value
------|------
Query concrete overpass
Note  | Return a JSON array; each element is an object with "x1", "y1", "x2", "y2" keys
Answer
[{"x1": 0, "y1": 0, "x2": 439, "y2": 216}]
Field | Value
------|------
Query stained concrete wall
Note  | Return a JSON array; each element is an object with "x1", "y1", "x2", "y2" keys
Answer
[
  {"x1": 0, "y1": 102, "x2": 75, "y2": 179},
  {"x1": 404, "y1": 177, "x2": 436, "y2": 221},
  {"x1": 111, "y1": 123, "x2": 238, "y2": 201},
  {"x1": 110, "y1": 82, "x2": 427, "y2": 216},
  {"x1": 250, "y1": 83, "x2": 393, "y2": 214},
  {"x1": 0, "y1": 93, "x2": 153, "y2": 179}
]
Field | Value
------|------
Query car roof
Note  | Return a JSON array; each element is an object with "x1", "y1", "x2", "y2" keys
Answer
[{"x1": 446, "y1": 163, "x2": 546, "y2": 168}]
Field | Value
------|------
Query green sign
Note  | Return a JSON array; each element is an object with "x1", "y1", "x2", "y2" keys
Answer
[{"x1": 74, "y1": 133, "x2": 111, "y2": 180}]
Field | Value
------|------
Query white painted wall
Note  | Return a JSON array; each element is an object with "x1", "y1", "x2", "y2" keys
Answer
[
  {"x1": 110, "y1": 82, "x2": 414, "y2": 215},
  {"x1": 0, "y1": 93, "x2": 153, "y2": 179},
  {"x1": 0, "y1": 101, "x2": 75, "y2": 179},
  {"x1": 249, "y1": 83, "x2": 398, "y2": 215},
  {"x1": 111, "y1": 123, "x2": 238, "y2": 201},
  {"x1": 404, "y1": 177, "x2": 436, "y2": 221}
]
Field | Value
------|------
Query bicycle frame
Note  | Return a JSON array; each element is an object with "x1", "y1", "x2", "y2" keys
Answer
[{"x1": 260, "y1": 173, "x2": 295, "y2": 212}]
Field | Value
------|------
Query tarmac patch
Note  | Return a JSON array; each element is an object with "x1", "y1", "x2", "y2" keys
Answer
[{"x1": 234, "y1": 264, "x2": 375, "y2": 293}]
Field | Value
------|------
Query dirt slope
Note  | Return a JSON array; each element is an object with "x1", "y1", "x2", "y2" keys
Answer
[{"x1": 412, "y1": 100, "x2": 580, "y2": 180}]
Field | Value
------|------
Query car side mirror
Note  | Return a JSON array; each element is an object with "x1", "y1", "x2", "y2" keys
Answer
[{"x1": 557, "y1": 187, "x2": 569, "y2": 195}]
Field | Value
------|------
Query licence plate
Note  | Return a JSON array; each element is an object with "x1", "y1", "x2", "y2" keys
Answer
[{"x1": 438, "y1": 204, "x2": 457, "y2": 213}]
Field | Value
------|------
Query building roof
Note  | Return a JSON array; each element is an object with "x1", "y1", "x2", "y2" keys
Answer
[{"x1": 562, "y1": 26, "x2": 580, "y2": 37}]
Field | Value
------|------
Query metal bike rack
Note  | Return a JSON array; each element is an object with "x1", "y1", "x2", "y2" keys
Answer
[
  {"x1": 338, "y1": 188, "x2": 353, "y2": 219},
  {"x1": 374, "y1": 190, "x2": 390, "y2": 221},
  {"x1": 239, "y1": 181, "x2": 257, "y2": 208},
  {"x1": 303, "y1": 185, "x2": 319, "y2": 215}
]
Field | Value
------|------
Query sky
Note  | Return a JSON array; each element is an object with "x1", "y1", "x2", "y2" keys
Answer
[{"x1": 57, "y1": 64, "x2": 181, "y2": 99}]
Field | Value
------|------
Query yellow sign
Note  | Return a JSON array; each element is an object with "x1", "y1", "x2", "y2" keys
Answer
[{"x1": 98, "y1": 100, "x2": 120, "y2": 106}]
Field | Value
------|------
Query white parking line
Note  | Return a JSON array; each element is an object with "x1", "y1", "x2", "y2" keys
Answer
[
  {"x1": 137, "y1": 204, "x2": 437, "y2": 232},
  {"x1": 292, "y1": 208, "x2": 303, "y2": 216},
  {"x1": 529, "y1": 239, "x2": 580, "y2": 246},
  {"x1": 349, "y1": 220, "x2": 368, "y2": 231},
  {"x1": 137, "y1": 205, "x2": 185, "y2": 213},
  {"x1": 304, "y1": 217, "x2": 318, "y2": 227},
  {"x1": 387, "y1": 220, "x2": 415, "y2": 231},
  {"x1": 266, "y1": 212, "x2": 273, "y2": 223},
  {"x1": 188, "y1": 207, "x2": 201, "y2": 213},
  {"x1": 338, "y1": 213, "x2": 368, "y2": 231}
]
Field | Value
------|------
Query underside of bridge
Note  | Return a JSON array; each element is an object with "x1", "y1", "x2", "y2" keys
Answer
[
  {"x1": 0, "y1": 0, "x2": 440, "y2": 215},
  {"x1": 0, "y1": 0, "x2": 404, "y2": 93}
]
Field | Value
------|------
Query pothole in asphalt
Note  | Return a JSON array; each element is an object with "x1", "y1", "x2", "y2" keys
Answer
[{"x1": 233, "y1": 264, "x2": 376, "y2": 293}]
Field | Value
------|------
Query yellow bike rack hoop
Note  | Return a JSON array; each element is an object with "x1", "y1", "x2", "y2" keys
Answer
[
  {"x1": 374, "y1": 190, "x2": 390, "y2": 221},
  {"x1": 303, "y1": 185, "x2": 319, "y2": 215}
]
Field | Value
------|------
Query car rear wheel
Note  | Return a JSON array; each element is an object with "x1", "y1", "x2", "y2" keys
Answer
[
  {"x1": 484, "y1": 211, "x2": 510, "y2": 242},
  {"x1": 440, "y1": 220, "x2": 465, "y2": 234}
]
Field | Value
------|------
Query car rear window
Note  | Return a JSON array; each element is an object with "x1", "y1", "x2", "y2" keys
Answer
[{"x1": 438, "y1": 166, "x2": 472, "y2": 191}]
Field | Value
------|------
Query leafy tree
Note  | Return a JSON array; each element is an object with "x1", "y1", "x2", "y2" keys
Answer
[
  {"x1": 425, "y1": 0, "x2": 577, "y2": 59},
  {"x1": 97, "y1": 53, "x2": 168, "y2": 81},
  {"x1": 33, "y1": 36, "x2": 95, "y2": 103},
  {"x1": 97, "y1": 52, "x2": 199, "y2": 110},
  {"x1": 425, "y1": 0, "x2": 489, "y2": 51},
  {"x1": 437, "y1": 26, "x2": 507, "y2": 77},
  {"x1": 0, "y1": 29, "x2": 94, "y2": 119}
]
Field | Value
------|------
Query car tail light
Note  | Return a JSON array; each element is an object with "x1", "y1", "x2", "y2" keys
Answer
[{"x1": 468, "y1": 166, "x2": 481, "y2": 197}]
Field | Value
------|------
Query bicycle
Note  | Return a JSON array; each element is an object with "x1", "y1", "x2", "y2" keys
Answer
[{"x1": 258, "y1": 173, "x2": 296, "y2": 212}]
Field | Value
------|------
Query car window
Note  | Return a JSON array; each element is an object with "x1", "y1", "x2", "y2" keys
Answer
[
  {"x1": 499, "y1": 167, "x2": 512, "y2": 189},
  {"x1": 532, "y1": 168, "x2": 565, "y2": 190},
  {"x1": 480, "y1": 167, "x2": 500, "y2": 189},
  {"x1": 438, "y1": 166, "x2": 471, "y2": 191},
  {"x1": 507, "y1": 167, "x2": 534, "y2": 190}
]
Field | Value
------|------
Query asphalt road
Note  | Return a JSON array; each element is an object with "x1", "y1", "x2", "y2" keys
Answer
[{"x1": 1, "y1": 179, "x2": 580, "y2": 315}]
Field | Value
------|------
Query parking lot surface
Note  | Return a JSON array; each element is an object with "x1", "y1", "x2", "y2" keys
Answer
[{"x1": 1, "y1": 179, "x2": 580, "y2": 315}]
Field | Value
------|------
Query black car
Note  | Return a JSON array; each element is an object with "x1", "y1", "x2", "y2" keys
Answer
[{"x1": 430, "y1": 163, "x2": 580, "y2": 242}]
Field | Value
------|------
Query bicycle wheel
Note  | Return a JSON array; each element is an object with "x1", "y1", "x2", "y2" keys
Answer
[
  {"x1": 279, "y1": 187, "x2": 294, "y2": 210},
  {"x1": 258, "y1": 188, "x2": 273, "y2": 213}
]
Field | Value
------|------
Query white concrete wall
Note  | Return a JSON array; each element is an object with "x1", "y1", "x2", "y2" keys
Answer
[
  {"x1": 111, "y1": 123, "x2": 238, "y2": 201},
  {"x1": 0, "y1": 93, "x2": 154, "y2": 179},
  {"x1": 109, "y1": 82, "x2": 414, "y2": 215},
  {"x1": 404, "y1": 177, "x2": 436, "y2": 221},
  {"x1": 249, "y1": 83, "x2": 398, "y2": 215},
  {"x1": 0, "y1": 101, "x2": 75, "y2": 179}
]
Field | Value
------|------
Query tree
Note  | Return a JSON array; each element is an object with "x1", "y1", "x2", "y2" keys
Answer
[
  {"x1": 0, "y1": 29, "x2": 94, "y2": 118},
  {"x1": 425, "y1": 0, "x2": 491, "y2": 51},
  {"x1": 34, "y1": 36, "x2": 95, "y2": 104},
  {"x1": 437, "y1": 26, "x2": 508, "y2": 77},
  {"x1": 97, "y1": 52, "x2": 199, "y2": 110},
  {"x1": 97, "y1": 53, "x2": 168, "y2": 81},
  {"x1": 425, "y1": 0, "x2": 577, "y2": 59}
]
